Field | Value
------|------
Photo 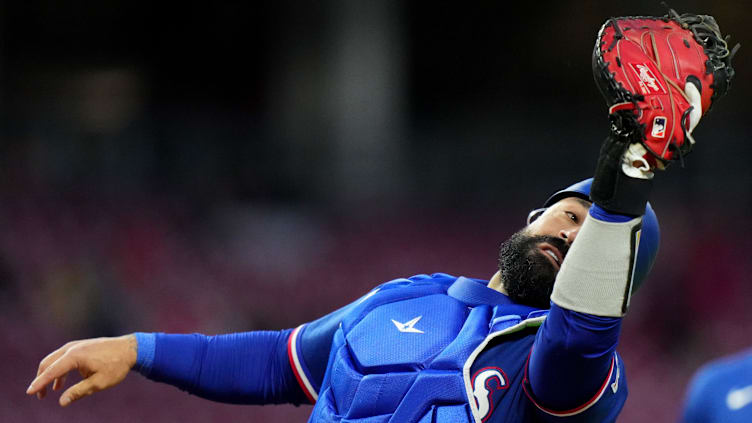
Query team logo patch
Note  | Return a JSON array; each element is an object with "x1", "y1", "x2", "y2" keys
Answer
[
  {"x1": 628, "y1": 63, "x2": 666, "y2": 95},
  {"x1": 471, "y1": 367, "x2": 509, "y2": 422},
  {"x1": 651, "y1": 116, "x2": 667, "y2": 138}
]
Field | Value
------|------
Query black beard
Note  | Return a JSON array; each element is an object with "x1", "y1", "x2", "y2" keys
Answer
[{"x1": 498, "y1": 230, "x2": 569, "y2": 309}]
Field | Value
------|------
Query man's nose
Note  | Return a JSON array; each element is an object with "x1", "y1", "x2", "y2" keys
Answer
[{"x1": 559, "y1": 227, "x2": 580, "y2": 245}]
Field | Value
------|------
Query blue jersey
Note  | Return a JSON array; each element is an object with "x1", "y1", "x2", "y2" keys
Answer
[
  {"x1": 289, "y1": 273, "x2": 626, "y2": 422},
  {"x1": 136, "y1": 273, "x2": 626, "y2": 421},
  {"x1": 681, "y1": 348, "x2": 752, "y2": 423}
]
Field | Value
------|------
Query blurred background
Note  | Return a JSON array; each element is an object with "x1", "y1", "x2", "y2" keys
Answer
[{"x1": 2, "y1": 0, "x2": 750, "y2": 421}]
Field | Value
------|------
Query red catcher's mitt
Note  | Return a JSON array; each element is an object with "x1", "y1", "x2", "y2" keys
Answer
[{"x1": 593, "y1": 9, "x2": 738, "y2": 168}]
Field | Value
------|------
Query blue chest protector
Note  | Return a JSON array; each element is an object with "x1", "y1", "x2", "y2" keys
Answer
[{"x1": 307, "y1": 276, "x2": 552, "y2": 423}]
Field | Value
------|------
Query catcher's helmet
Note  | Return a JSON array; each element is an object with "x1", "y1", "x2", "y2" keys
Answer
[{"x1": 528, "y1": 178, "x2": 659, "y2": 291}]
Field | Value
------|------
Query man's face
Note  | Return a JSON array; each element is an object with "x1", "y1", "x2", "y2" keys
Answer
[{"x1": 498, "y1": 197, "x2": 590, "y2": 308}]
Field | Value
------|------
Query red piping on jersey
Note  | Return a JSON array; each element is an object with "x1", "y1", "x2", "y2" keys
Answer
[
  {"x1": 287, "y1": 325, "x2": 317, "y2": 404},
  {"x1": 521, "y1": 349, "x2": 616, "y2": 416}
]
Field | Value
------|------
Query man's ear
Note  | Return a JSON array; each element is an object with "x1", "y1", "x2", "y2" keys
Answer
[{"x1": 527, "y1": 208, "x2": 546, "y2": 225}]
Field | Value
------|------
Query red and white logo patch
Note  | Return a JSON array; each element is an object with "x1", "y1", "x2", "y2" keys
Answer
[
  {"x1": 651, "y1": 116, "x2": 667, "y2": 138},
  {"x1": 472, "y1": 367, "x2": 509, "y2": 422},
  {"x1": 628, "y1": 63, "x2": 666, "y2": 95}
]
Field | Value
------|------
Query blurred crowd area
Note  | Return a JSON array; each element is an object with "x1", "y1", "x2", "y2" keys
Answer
[{"x1": 2, "y1": 1, "x2": 752, "y2": 422}]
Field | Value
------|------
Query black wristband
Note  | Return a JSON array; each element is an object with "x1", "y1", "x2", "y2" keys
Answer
[{"x1": 590, "y1": 130, "x2": 653, "y2": 216}]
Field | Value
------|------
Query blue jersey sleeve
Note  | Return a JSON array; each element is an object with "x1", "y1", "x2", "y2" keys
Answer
[
  {"x1": 521, "y1": 205, "x2": 635, "y2": 420},
  {"x1": 135, "y1": 329, "x2": 309, "y2": 405},
  {"x1": 133, "y1": 282, "x2": 415, "y2": 406},
  {"x1": 133, "y1": 315, "x2": 349, "y2": 406},
  {"x1": 524, "y1": 303, "x2": 626, "y2": 421}
]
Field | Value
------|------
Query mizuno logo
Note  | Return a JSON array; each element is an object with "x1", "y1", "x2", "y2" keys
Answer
[
  {"x1": 727, "y1": 385, "x2": 752, "y2": 411},
  {"x1": 391, "y1": 316, "x2": 424, "y2": 333}
]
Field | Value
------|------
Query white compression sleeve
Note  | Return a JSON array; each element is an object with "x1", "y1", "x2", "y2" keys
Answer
[{"x1": 550, "y1": 214, "x2": 642, "y2": 317}]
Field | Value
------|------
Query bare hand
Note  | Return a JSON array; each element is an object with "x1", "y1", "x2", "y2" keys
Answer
[{"x1": 26, "y1": 335, "x2": 138, "y2": 407}]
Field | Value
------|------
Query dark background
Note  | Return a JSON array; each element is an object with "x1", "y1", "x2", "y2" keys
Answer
[{"x1": 2, "y1": 1, "x2": 751, "y2": 421}]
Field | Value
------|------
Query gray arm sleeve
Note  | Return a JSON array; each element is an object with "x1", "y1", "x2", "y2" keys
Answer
[{"x1": 550, "y1": 214, "x2": 642, "y2": 317}]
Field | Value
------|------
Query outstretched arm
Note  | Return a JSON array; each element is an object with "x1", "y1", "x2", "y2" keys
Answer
[
  {"x1": 27, "y1": 329, "x2": 317, "y2": 407},
  {"x1": 133, "y1": 298, "x2": 356, "y2": 406},
  {"x1": 27, "y1": 297, "x2": 355, "y2": 407}
]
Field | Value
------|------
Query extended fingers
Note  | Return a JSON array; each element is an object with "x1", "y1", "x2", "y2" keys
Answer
[
  {"x1": 28, "y1": 342, "x2": 75, "y2": 398},
  {"x1": 36, "y1": 341, "x2": 75, "y2": 378},
  {"x1": 27, "y1": 350, "x2": 78, "y2": 397}
]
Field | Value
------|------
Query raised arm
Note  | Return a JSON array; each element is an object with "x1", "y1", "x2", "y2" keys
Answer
[{"x1": 526, "y1": 9, "x2": 736, "y2": 419}]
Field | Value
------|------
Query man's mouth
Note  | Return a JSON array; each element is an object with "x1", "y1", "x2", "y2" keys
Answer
[{"x1": 538, "y1": 243, "x2": 563, "y2": 270}]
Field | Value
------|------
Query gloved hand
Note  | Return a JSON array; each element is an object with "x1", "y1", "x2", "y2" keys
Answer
[{"x1": 590, "y1": 8, "x2": 738, "y2": 215}]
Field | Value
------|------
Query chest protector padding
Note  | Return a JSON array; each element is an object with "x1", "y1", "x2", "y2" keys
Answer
[{"x1": 311, "y1": 281, "x2": 500, "y2": 422}]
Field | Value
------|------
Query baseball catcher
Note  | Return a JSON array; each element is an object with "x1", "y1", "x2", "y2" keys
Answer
[{"x1": 26, "y1": 8, "x2": 737, "y2": 423}]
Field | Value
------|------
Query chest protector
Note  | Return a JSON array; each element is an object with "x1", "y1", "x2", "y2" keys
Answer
[{"x1": 307, "y1": 277, "x2": 547, "y2": 423}]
